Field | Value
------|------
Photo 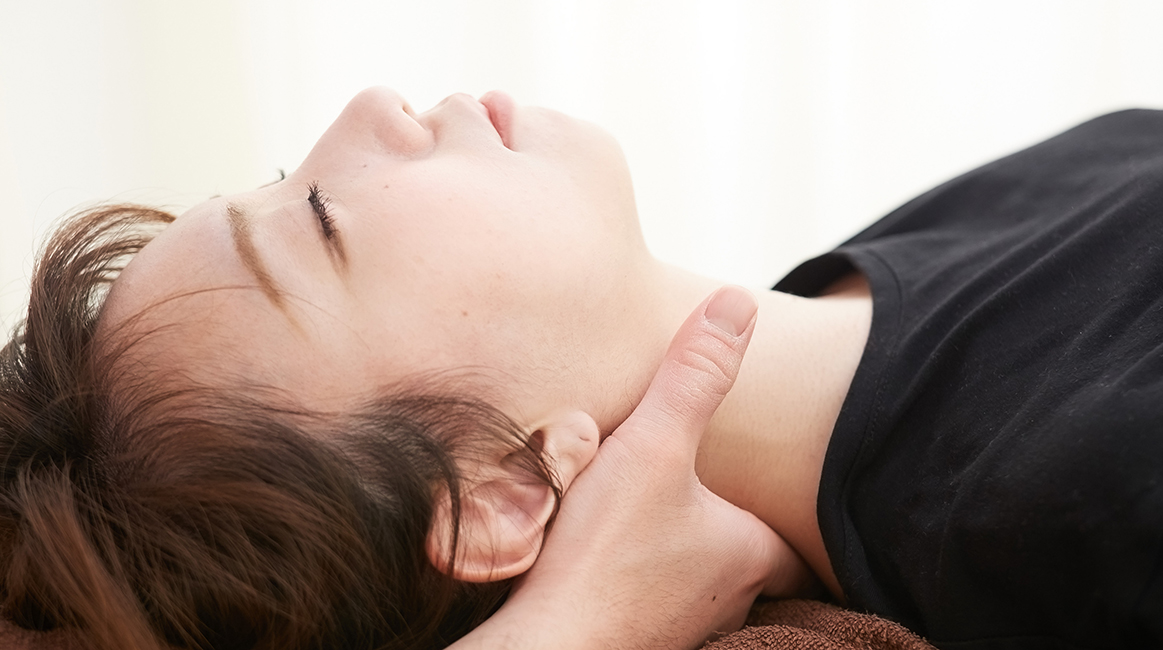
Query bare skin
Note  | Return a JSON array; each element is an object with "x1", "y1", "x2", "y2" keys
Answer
[
  {"x1": 454, "y1": 286, "x2": 820, "y2": 649},
  {"x1": 693, "y1": 271, "x2": 870, "y2": 599},
  {"x1": 100, "y1": 87, "x2": 871, "y2": 608}
]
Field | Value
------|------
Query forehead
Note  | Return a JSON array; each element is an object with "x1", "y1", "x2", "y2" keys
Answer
[
  {"x1": 99, "y1": 199, "x2": 366, "y2": 407},
  {"x1": 104, "y1": 200, "x2": 250, "y2": 328}
]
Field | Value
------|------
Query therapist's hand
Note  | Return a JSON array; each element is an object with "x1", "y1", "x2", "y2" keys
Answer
[{"x1": 452, "y1": 286, "x2": 810, "y2": 650}]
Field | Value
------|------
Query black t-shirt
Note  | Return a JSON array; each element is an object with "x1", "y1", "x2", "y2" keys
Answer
[{"x1": 775, "y1": 110, "x2": 1163, "y2": 649}]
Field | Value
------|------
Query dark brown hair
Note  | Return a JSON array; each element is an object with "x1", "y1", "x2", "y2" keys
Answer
[{"x1": 0, "y1": 205, "x2": 559, "y2": 649}]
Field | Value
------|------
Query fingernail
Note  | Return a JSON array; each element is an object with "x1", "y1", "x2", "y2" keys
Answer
[{"x1": 704, "y1": 286, "x2": 758, "y2": 337}]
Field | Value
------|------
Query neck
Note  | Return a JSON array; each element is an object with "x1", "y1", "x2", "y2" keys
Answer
[{"x1": 648, "y1": 263, "x2": 871, "y2": 598}]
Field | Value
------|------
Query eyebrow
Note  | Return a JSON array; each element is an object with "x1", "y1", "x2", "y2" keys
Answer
[{"x1": 227, "y1": 202, "x2": 289, "y2": 311}]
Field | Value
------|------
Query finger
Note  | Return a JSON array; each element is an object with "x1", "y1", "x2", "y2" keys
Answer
[
  {"x1": 698, "y1": 488, "x2": 815, "y2": 633},
  {"x1": 617, "y1": 285, "x2": 757, "y2": 455}
]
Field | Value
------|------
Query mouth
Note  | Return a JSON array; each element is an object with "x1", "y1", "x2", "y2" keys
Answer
[{"x1": 479, "y1": 90, "x2": 514, "y2": 149}]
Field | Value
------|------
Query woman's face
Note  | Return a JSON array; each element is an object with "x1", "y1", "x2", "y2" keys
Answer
[{"x1": 103, "y1": 87, "x2": 656, "y2": 425}]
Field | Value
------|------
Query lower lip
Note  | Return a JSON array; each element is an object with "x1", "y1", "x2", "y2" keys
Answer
[{"x1": 479, "y1": 90, "x2": 515, "y2": 149}]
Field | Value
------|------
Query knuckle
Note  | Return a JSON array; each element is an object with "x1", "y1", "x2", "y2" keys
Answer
[
  {"x1": 668, "y1": 333, "x2": 741, "y2": 396},
  {"x1": 717, "y1": 518, "x2": 774, "y2": 588},
  {"x1": 618, "y1": 327, "x2": 745, "y2": 449}
]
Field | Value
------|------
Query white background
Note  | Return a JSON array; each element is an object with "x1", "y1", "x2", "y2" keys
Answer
[{"x1": 2, "y1": 0, "x2": 1162, "y2": 333}]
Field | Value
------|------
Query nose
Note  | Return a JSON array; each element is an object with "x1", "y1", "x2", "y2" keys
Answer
[{"x1": 329, "y1": 86, "x2": 432, "y2": 155}]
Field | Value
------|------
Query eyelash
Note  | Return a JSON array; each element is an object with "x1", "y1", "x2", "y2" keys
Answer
[{"x1": 306, "y1": 182, "x2": 338, "y2": 240}]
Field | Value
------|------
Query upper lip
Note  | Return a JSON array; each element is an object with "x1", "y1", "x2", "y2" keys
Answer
[
  {"x1": 483, "y1": 103, "x2": 500, "y2": 138},
  {"x1": 479, "y1": 92, "x2": 511, "y2": 149}
]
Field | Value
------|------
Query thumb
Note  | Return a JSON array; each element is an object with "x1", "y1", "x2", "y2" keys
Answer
[{"x1": 618, "y1": 285, "x2": 758, "y2": 455}]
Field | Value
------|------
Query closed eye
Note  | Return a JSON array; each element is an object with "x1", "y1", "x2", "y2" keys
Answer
[{"x1": 307, "y1": 182, "x2": 338, "y2": 240}]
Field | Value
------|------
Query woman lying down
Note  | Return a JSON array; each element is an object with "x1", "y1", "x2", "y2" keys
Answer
[{"x1": 0, "y1": 87, "x2": 1159, "y2": 650}]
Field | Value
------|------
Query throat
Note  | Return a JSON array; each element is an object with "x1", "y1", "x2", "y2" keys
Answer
[{"x1": 695, "y1": 274, "x2": 871, "y2": 599}]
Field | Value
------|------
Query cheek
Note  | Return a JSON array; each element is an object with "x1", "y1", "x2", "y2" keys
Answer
[
  {"x1": 337, "y1": 220, "x2": 597, "y2": 386},
  {"x1": 350, "y1": 164, "x2": 600, "y2": 291},
  {"x1": 333, "y1": 142, "x2": 643, "y2": 372}
]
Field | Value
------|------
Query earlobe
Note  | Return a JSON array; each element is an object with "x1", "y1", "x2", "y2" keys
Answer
[{"x1": 425, "y1": 410, "x2": 600, "y2": 582}]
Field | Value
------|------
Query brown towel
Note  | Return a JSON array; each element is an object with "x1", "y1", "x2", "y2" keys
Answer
[
  {"x1": 0, "y1": 599, "x2": 934, "y2": 650},
  {"x1": 703, "y1": 599, "x2": 936, "y2": 650}
]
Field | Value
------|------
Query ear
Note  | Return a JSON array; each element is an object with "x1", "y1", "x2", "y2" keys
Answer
[{"x1": 426, "y1": 410, "x2": 599, "y2": 582}]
